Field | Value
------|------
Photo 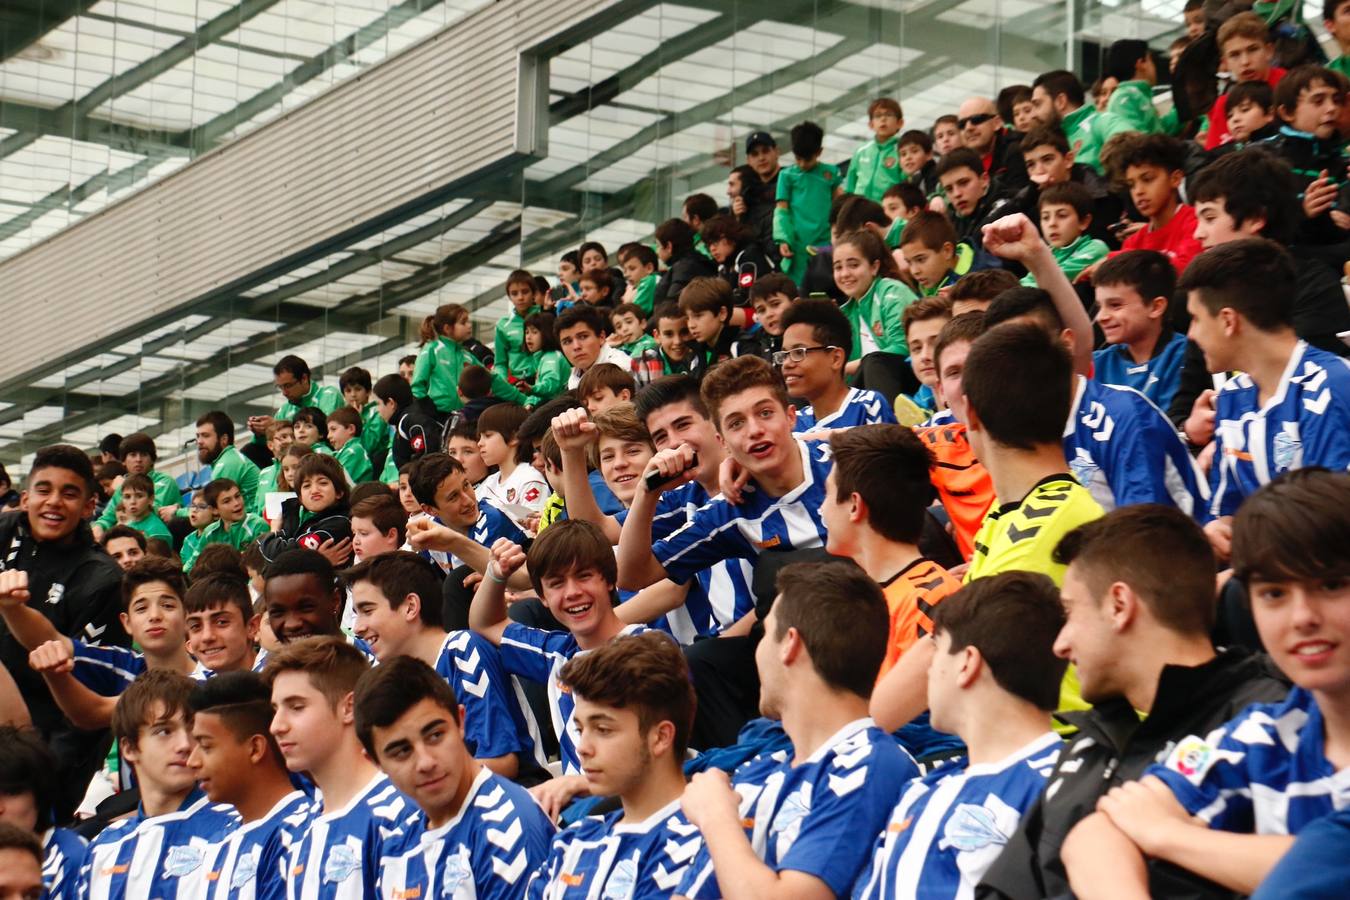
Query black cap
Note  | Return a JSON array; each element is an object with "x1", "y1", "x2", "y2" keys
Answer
[{"x1": 745, "y1": 131, "x2": 776, "y2": 152}]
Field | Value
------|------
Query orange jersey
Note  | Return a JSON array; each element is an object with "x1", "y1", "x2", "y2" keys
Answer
[
  {"x1": 917, "y1": 422, "x2": 995, "y2": 560},
  {"x1": 878, "y1": 557, "x2": 963, "y2": 680}
]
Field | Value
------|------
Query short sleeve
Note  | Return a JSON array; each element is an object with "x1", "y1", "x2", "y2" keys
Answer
[
  {"x1": 453, "y1": 638, "x2": 528, "y2": 759},
  {"x1": 497, "y1": 623, "x2": 569, "y2": 684},
  {"x1": 651, "y1": 498, "x2": 755, "y2": 584},
  {"x1": 1144, "y1": 723, "x2": 1258, "y2": 832}
]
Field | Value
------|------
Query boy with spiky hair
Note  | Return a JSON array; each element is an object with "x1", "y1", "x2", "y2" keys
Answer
[
  {"x1": 497, "y1": 269, "x2": 543, "y2": 383},
  {"x1": 184, "y1": 570, "x2": 261, "y2": 676},
  {"x1": 357, "y1": 656, "x2": 554, "y2": 898},
  {"x1": 78, "y1": 670, "x2": 240, "y2": 899},
  {"x1": 188, "y1": 672, "x2": 308, "y2": 900},
  {"x1": 529, "y1": 632, "x2": 703, "y2": 897},
  {"x1": 263, "y1": 637, "x2": 413, "y2": 900}
]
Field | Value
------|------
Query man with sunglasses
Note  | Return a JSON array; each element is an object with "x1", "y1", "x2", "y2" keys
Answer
[
  {"x1": 779, "y1": 300, "x2": 897, "y2": 432},
  {"x1": 955, "y1": 96, "x2": 1029, "y2": 195}
]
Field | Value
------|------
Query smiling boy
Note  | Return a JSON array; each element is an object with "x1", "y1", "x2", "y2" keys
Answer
[
  {"x1": 346, "y1": 551, "x2": 538, "y2": 778},
  {"x1": 184, "y1": 571, "x2": 260, "y2": 676},
  {"x1": 778, "y1": 299, "x2": 897, "y2": 431},
  {"x1": 469, "y1": 520, "x2": 645, "y2": 818},
  {"x1": 618, "y1": 356, "x2": 830, "y2": 593}
]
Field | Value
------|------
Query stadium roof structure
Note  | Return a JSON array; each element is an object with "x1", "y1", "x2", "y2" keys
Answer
[{"x1": 0, "y1": 0, "x2": 1197, "y2": 466}]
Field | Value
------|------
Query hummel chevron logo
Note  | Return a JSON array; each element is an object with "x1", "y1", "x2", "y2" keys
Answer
[
  {"x1": 833, "y1": 743, "x2": 872, "y2": 770},
  {"x1": 447, "y1": 631, "x2": 472, "y2": 652},
  {"x1": 460, "y1": 671, "x2": 490, "y2": 698},
  {"x1": 653, "y1": 863, "x2": 684, "y2": 891},
  {"x1": 475, "y1": 784, "x2": 505, "y2": 808},
  {"x1": 1005, "y1": 522, "x2": 1042, "y2": 543},
  {"x1": 664, "y1": 836, "x2": 701, "y2": 864},
  {"x1": 1304, "y1": 389, "x2": 1331, "y2": 416},
  {"x1": 480, "y1": 800, "x2": 515, "y2": 823},
  {"x1": 829, "y1": 768, "x2": 868, "y2": 797},
  {"x1": 454, "y1": 648, "x2": 481, "y2": 674},
  {"x1": 492, "y1": 849, "x2": 528, "y2": 883},
  {"x1": 486, "y1": 818, "x2": 521, "y2": 851}
]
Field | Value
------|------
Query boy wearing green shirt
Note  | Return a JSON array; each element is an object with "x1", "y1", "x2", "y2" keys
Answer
[
  {"x1": 1327, "y1": 0, "x2": 1350, "y2": 76},
  {"x1": 93, "y1": 433, "x2": 180, "y2": 536},
  {"x1": 844, "y1": 97, "x2": 905, "y2": 202},
  {"x1": 610, "y1": 303, "x2": 657, "y2": 357},
  {"x1": 411, "y1": 302, "x2": 488, "y2": 415},
  {"x1": 189, "y1": 478, "x2": 270, "y2": 571},
  {"x1": 327, "y1": 407, "x2": 373, "y2": 485},
  {"x1": 1103, "y1": 39, "x2": 1165, "y2": 135},
  {"x1": 618, "y1": 244, "x2": 660, "y2": 315},
  {"x1": 179, "y1": 489, "x2": 217, "y2": 572},
  {"x1": 195, "y1": 411, "x2": 262, "y2": 516},
  {"x1": 339, "y1": 366, "x2": 389, "y2": 465},
  {"x1": 774, "y1": 120, "x2": 841, "y2": 285},
  {"x1": 256, "y1": 420, "x2": 294, "y2": 512},
  {"x1": 1021, "y1": 183, "x2": 1109, "y2": 287},
  {"x1": 494, "y1": 269, "x2": 542, "y2": 382},
  {"x1": 120, "y1": 474, "x2": 172, "y2": 543}
]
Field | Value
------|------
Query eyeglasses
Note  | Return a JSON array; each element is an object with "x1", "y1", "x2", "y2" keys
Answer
[
  {"x1": 957, "y1": 112, "x2": 996, "y2": 129},
  {"x1": 772, "y1": 345, "x2": 838, "y2": 366},
  {"x1": 190, "y1": 503, "x2": 210, "y2": 511}
]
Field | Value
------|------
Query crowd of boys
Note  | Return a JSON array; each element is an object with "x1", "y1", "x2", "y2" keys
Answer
[{"x1": 1, "y1": 3, "x2": 1350, "y2": 899}]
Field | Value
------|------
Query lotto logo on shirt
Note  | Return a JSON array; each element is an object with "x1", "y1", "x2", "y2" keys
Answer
[
  {"x1": 412, "y1": 435, "x2": 425, "y2": 451},
  {"x1": 524, "y1": 487, "x2": 541, "y2": 503},
  {"x1": 301, "y1": 534, "x2": 322, "y2": 550}
]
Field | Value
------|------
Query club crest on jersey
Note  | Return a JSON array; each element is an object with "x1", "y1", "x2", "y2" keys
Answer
[
  {"x1": 441, "y1": 845, "x2": 472, "y2": 895},
  {"x1": 883, "y1": 156, "x2": 897, "y2": 168},
  {"x1": 872, "y1": 321, "x2": 884, "y2": 337},
  {"x1": 1068, "y1": 449, "x2": 1099, "y2": 489},
  {"x1": 47, "y1": 583, "x2": 64, "y2": 605},
  {"x1": 301, "y1": 534, "x2": 322, "y2": 550},
  {"x1": 506, "y1": 488, "x2": 517, "y2": 502},
  {"x1": 163, "y1": 844, "x2": 206, "y2": 878},
  {"x1": 601, "y1": 856, "x2": 638, "y2": 899},
  {"x1": 323, "y1": 844, "x2": 361, "y2": 883},
  {"x1": 231, "y1": 852, "x2": 258, "y2": 889},
  {"x1": 940, "y1": 803, "x2": 1010, "y2": 852},
  {"x1": 1272, "y1": 426, "x2": 1301, "y2": 470}
]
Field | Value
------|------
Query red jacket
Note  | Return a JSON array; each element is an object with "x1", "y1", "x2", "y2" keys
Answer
[{"x1": 1121, "y1": 203, "x2": 1204, "y2": 274}]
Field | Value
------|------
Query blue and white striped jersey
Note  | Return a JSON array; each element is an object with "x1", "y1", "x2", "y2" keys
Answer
[
  {"x1": 42, "y1": 827, "x2": 86, "y2": 900},
  {"x1": 679, "y1": 718, "x2": 920, "y2": 899},
  {"x1": 496, "y1": 624, "x2": 648, "y2": 775},
  {"x1": 653, "y1": 438, "x2": 832, "y2": 584},
  {"x1": 377, "y1": 768, "x2": 554, "y2": 900},
  {"x1": 655, "y1": 558, "x2": 757, "y2": 644},
  {"x1": 525, "y1": 799, "x2": 703, "y2": 900},
  {"x1": 70, "y1": 642, "x2": 210, "y2": 695},
  {"x1": 852, "y1": 731, "x2": 1062, "y2": 900},
  {"x1": 618, "y1": 482, "x2": 759, "y2": 641},
  {"x1": 1063, "y1": 376, "x2": 1206, "y2": 516},
  {"x1": 794, "y1": 388, "x2": 898, "y2": 432},
  {"x1": 1148, "y1": 687, "x2": 1348, "y2": 835},
  {"x1": 923, "y1": 409, "x2": 956, "y2": 427},
  {"x1": 78, "y1": 788, "x2": 240, "y2": 900},
  {"x1": 421, "y1": 503, "x2": 527, "y2": 573},
  {"x1": 434, "y1": 630, "x2": 543, "y2": 767},
  {"x1": 285, "y1": 772, "x2": 419, "y2": 900},
  {"x1": 206, "y1": 790, "x2": 310, "y2": 900},
  {"x1": 1251, "y1": 807, "x2": 1350, "y2": 899},
  {"x1": 1209, "y1": 342, "x2": 1350, "y2": 519}
]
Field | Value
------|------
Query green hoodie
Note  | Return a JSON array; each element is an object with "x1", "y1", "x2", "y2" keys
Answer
[
  {"x1": 1103, "y1": 79, "x2": 1164, "y2": 136},
  {"x1": 845, "y1": 134, "x2": 903, "y2": 202},
  {"x1": 411, "y1": 336, "x2": 485, "y2": 413}
]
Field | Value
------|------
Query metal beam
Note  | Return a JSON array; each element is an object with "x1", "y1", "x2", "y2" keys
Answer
[{"x1": 0, "y1": 153, "x2": 168, "y2": 244}]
